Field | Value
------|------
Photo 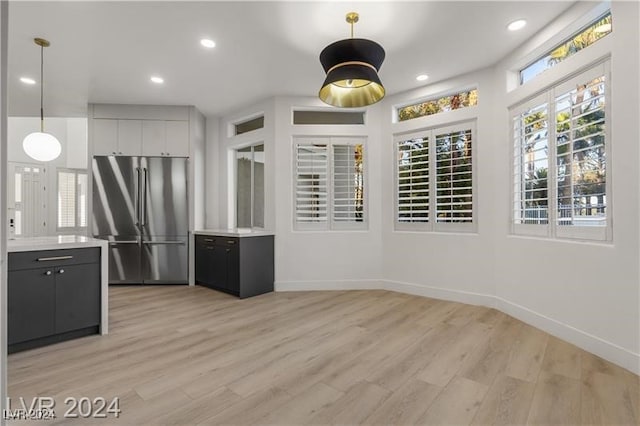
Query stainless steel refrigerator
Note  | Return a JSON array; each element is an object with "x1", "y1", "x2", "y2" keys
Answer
[{"x1": 92, "y1": 156, "x2": 189, "y2": 284}]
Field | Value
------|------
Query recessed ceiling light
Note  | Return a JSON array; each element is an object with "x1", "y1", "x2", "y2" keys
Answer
[
  {"x1": 508, "y1": 19, "x2": 527, "y2": 31},
  {"x1": 416, "y1": 74, "x2": 429, "y2": 82},
  {"x1": 200, "y1": 39, "x2": 216, "y2": 48},
  {"x1": 150, "y1": 76, "x2": 164, "y2": 84},
  {"x1": 20, "y1": 77, "x2": 36, "y2": 85}
]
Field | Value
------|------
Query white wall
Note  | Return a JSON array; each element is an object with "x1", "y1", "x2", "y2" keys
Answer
[
  {"x1": 273, "y1": 97, "x2": 383, "y2": 289},
  {"x1": 7, "y1": 117, "x2": 88, "y2": 236},
  {"x1": 204, "y1": 1, "x2": 639, "y2": 374},
  {"x1": 380, "y1": 1, "x2": 639, "y2": 373}
]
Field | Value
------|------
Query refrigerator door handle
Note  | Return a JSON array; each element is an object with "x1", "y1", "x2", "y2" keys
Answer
[
  {"x1": 141, "y1": 167, "x2": 148, "y2": 226},
  {"x1": 143, "y1": 241, "x2": 186, "y2": 245},
  {"x1": 108, "y1": 240, "x2": 139, "y2": 245},
  {"x1": 135, "y1": 167, "x2": 141, "y2": 227}
]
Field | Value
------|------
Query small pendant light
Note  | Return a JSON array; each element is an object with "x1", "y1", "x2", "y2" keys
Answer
[
  {"x1": 23, "y1": 37, "x2": 61, "y2": 162},
  {"x1": 319, "y1": 12, "x2": 386, "y2": 108}
]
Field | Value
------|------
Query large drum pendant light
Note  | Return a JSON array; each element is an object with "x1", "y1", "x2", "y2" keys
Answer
[
  {"x1": 319, "y1": 12, "x2": 386, "y2": 108},
  {"x1": 23, "y1": 38, "x2": 61, "y2": 162}
]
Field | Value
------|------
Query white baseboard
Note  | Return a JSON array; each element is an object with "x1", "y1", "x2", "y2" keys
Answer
[
  {"x1": 275, "y1": 279, "x2": 383, "y2": 292},
  {"x1": 494, "y1": 296, "x2": 640, "y2": 376},
  {"x1": 381, "y1": 279, "x2": 497, "y2": 309},
  {"x1": 276, "y1": 278, "x2": 639, "y2": 375}
]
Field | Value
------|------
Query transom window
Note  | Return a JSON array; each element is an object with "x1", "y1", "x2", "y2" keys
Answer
[
  {"x1": 512, "y1": 62, "x2": 609, "y2": 240},
  {"x1": 397, "y1": 89, "x2": 478, "y2": 122},
  {"x1": 294, "y1": 137, "x2": 366, "y2": 230},
  {"x1": 520, "y1": 12, "x2": 612, "y2": 84},
  {"x1": 396, "y1": 122, "x2": 475, "y2": 232}
]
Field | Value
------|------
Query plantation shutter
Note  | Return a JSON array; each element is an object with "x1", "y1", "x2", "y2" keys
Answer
[
  {"x1": 58, "y1": 171, "x2": 77, "y2": 228},
  {"x1": 512, "y1": 97, "x2": 550, "y2": 229},
  {"x1": 397, "y1": 137, "x2": 430, "y2": 224},
  {"x1": 332, "y1": 144, "x2": 364, "y2": 223},
  {"x1": 295, "y1": 144, "x2": 328, "y2": 224},
  {"x1": 555, "y1": 74, "x2": 606, "y2": 228},
  {"x1": 435, "y1": 128, "x2": 473, "y2": 223}
]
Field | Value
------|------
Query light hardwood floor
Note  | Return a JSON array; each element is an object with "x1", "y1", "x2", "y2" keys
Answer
[{"x1": 8, "y1": 286, "x2": 640, "y2": 425}]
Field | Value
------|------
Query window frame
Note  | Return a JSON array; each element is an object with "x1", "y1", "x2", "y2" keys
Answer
[
  {"x1": 519, "y1": 11, "x2": 612, "y2": 85},
  {"x1": 234, "y1": 142, "x2": 265, "y2": 230},
  {"x1": 56, "y1": 167, "x2": 88, "y2": 233},
  {"x1": 510, "y1": 60, "x2": 611, "y2": 241},
  {"x1": 394, "y1": 121, "x2": 477, "y2": 233},
  {"x1": 293, "y1": 136, "x2": 368, "y2": 232}
]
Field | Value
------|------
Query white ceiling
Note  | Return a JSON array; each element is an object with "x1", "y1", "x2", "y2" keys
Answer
[{"x1": 7, "y1": 1, "x2": 575, "y2": 118}]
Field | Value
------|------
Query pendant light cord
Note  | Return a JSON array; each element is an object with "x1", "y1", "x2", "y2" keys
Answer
[{"x1": 40, "y1": 42, "x2": 44, "y2": 132}]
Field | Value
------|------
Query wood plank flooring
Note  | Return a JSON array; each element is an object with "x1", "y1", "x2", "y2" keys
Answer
[{"x1": 7, "y1": 286, "x2": 640, "y2": 425}]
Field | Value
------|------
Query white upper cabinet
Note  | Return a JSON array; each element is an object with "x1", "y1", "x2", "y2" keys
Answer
[
  {"x1": 93, "y1": 119, "x2": 142, "y2": 156},
  {"x1": 92, "y1": 119, "x2": 118, "y2": 155},
  {"x1": 91, "y1": 105, "x2": 191, "y2": 157},
  {"x1": 117, "y1": 120, "x2": 143, "y2": 156},
  {"x1": 142, "y1": 120, "x2": 189, "y2": 157},
  {"x1": 165, "y1": 121, "x2": 190, "y2": 157},
  {"x1": 142, "y1": 120, "x2": 166, "y2": 156}
]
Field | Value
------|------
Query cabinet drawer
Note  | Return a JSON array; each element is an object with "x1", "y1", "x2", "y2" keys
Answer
[
  {"x1": 195, "y1": 235, "x2": 239, "y2": 247},
  {"x1": 9, "y1": 248, "x2": 100, "y2": 271}
]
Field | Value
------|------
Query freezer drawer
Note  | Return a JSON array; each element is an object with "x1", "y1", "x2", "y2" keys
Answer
[
  {"x1": 142, "y1": 237, "x2": 188, "y2": 284},
  {"x1": 106, "y1": 238, "x2": 141, "y2": 284}
]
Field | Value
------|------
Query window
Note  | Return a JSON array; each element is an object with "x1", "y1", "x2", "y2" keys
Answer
[
  {"x1": 520, "y1": 12, "x2": 612, "y2": 84},
  {"x1": 292, "y1": 110, "x2": 365, "y2": 125},
  {"x1": 234, "y1": 115, "x2": 264, "y2": 135},
  {"x1": 294, "y1": 137, "x2": 365, "y2": 230},
  {"x1": 236, "y1": 144, "x2": 264, "y2": 228},
  {"x1": 57, "y1": 169, "x2": 88, "y2": 230},
  {"x1": 397, "y1": 89, "x2": 478, "y2": 122},
  {"x1": 511, "y1": 62, "x2": 609, "y2": 240},
  {"x1": 396, "y1": 122, "x2": 475, "y2": 232}
]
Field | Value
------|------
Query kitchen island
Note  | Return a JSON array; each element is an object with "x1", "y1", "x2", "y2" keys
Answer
[
  {"x1": 7, "y1": 236, "x2": 109, "y2": 353},
  {"x1": 192, "y1": 229, "x2": 274, "y2": 298}
]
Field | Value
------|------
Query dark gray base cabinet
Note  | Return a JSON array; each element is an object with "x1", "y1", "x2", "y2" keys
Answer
[
  {"x1": 8, "y1": 248, "x2": 101, "y2": 353},
  {"x1": 195, "y1": 235, "x2": 274, "y2": 299}
]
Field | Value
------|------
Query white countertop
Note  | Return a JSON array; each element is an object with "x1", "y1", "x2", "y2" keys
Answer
[
  {"x1": 8, "y1": 235, "x2": 109, "y2": 252},
  {"x1": 194, "y1": 228, "x2": 274, "y2": 238}
]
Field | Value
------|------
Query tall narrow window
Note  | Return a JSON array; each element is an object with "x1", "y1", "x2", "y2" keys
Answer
[
  {"x1": 395, "y1": 122, "x2": 475, "y2": 232},
  {"x1": 294, "y1": 137, "x2": 366, "y2": 230},
  {"x1": 332, "y1": 144, "x2": 364, "y2": 223},
  {"x1": 555, "y1": 75, "x2": 606, "y2": 228},
  {"x1": 513, "y1": 99, "x2": 550, "y2": 227},
  {"x1": 511, "y1": 62, "x2": 609, "y2": 240},
  {"x1": 435, "y1": 129, "x2": 473, "y2": 223},
  {"x1": 236, "y1": 143, "x2": 265, "y2": 228},
  {"x1": 57, "y1": 169, "x2": 88, "y2": 230},
  {"x1": 397, "y1": 136, "x2": 430, "y2": 223},
  {"x1": 295, "y1": 143, "x2": 328, "y2": 225}
]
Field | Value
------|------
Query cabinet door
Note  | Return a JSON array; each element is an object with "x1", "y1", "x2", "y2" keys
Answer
[
  {"x1": 8, "y1": 268, "x2": 55, "y2": 344},
  {"x1": 211, "y1": 246, "x2": 229, "y2": 291},
  {"x1": 142, "y1": 120, "x2": 166, "y2": 157},
  {"x1": 117, "y1": 120, "x2": 142, "y2": 156},
  {"x1": 224, "y1": 246, "x2": 240, "y2": 295},
  {"x1": 195, "y1": 243, "x2": 214, "y2": 286},
  {"x1": 93, "y1": 119, "x2": 118, "y2": 155},
  {"x1": 165, "y1": 121, "x2": 189, "y2": 157},
  {"x1": 55, "y1": 263, "x2": 101, "y2": 334}
]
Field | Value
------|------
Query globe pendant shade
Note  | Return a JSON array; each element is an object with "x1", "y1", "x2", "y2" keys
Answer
[{"x1": 23, "y1": 131, "x2": 62, "y2": 162}]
